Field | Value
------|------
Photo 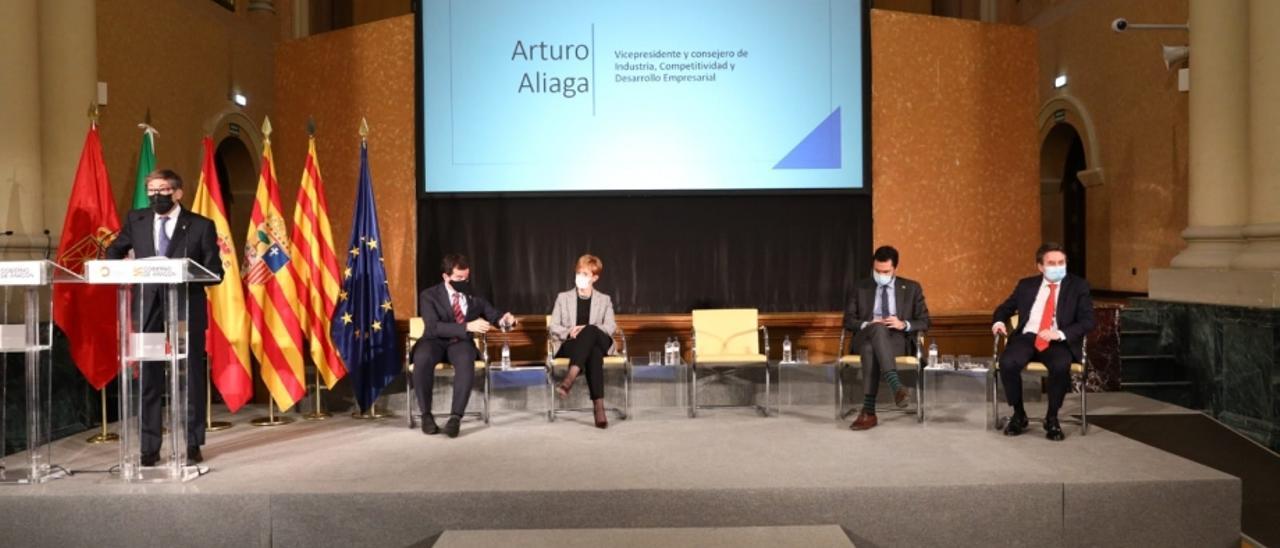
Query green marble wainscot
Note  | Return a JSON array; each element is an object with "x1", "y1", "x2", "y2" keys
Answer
[
  {"x1": 2, "y1": 327, "x2": 97, "y2": 457},
  {"x1": 1128, "y1": 298, "x2": 1280, "y2": 452}
]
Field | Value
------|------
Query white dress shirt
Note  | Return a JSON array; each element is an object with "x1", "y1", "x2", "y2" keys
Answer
[
  {"x1": 861, "y1": 276, "x2": 911, "y2": 332},
  {"x1": 992, "y1": 277, "x2": 1065, "y2": 340},
  {"x1": 446, "y1": 284, "x2": 468, "y2": 317},
  {"x1": 153, "y1": 204, "x2": 180, "y2": 254}
]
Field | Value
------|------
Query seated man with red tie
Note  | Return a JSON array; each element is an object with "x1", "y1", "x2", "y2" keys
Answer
[
  {"x1": 411, "y1": 253, "x2": 517, "y2": 438},
  {"x1": 991, "y1": 242, "x2": 1094, "y2": 441}
]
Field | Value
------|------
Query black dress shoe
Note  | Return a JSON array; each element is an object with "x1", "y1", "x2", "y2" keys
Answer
[
  {"x1": 1003, "y1": 412, "x2": 1029, "y2": 436},
  {"x1": 186, "y1": 446, "x2": 204, "y2": 465},
  {"x1": 443, "y1": 416, "x2": 461, "y2": 438},
  {"x1": 140, "y1": 452, "x2": 159, "y2": 467},
  {"x1": 421, "y1": 414, "x2": 441, "y2": 435},
  {"x1": 1044, "y1": 418, "x2": 1065, "y2": 441}
]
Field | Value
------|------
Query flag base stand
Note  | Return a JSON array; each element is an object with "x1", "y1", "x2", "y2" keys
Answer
[
  {"x1": 86, "y1": 390, "x2": 119, "y2": 443},
  {"x1": 86, "y1": 431, "x2": 119, "y2": 444},
  {"x1": 207, "y1": 421, "x2": 234, "y2": 432},
  {"x1": 206, "y1": 375, "x2": 233, "y2": 431},
  {"x1": 351, "y1": 400, "x2": 394, "y2": 420},
  {"x1": 250, "y1": 402, "x2": 294, "y2": 427},
  {"x1": 303, "y1": 369, "x2": 331, "y2": 420}
]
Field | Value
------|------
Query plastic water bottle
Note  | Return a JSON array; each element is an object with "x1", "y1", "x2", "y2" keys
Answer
[
  {"x1": 499, "y1": 320, "x2": 512, "y2": 369},
  {"x1": 664, "y1": 337, "x2": 674, "y2": 366},
  {"x1": 782, "y1": 335, "x2": 793, "y2": 363},
  {"x1": 672, "y1": 337, "x2": 681, "y2": 365},
  {"x1": 928, "y1": 339, "x2": 940, "y2": 369}
]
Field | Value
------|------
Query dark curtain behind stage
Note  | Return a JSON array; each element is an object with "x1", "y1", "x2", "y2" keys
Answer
[{"x1": 416, "y1": 194, "x2": 871, "y2": 314}]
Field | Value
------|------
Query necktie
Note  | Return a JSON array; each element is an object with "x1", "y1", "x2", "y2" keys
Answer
[
  {"x1": 452, "y1": 292, "x2": 465, "y2": 324},
  {"x1": 878, "y1": 284, "x2": 890, "y2": 319},
  {"x1": 1034, "y1": 283, "x2": 1058, "y2": 351},
  {"x1": 157, "y1": 216, "x2": 170, "y2": 256}
]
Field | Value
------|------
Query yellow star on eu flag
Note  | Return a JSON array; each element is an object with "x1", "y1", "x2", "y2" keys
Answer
[
  {"x1": 381, "y1": 299, "x2": 393, "y2": 312},
  {"x1": 338, "y1": 290, "x2": 348, "y2": 302},
  {"x1": 371, "y1": 321, "x2": 382, "y2": 332},
  {"x1": 343, "y1": 267, "x2": 352, "y2": 279},
  {"x1": 342, "y1": 312, "x2": 353, "y2": 325},
  {"x1": 366, "y1": 239, "x2": 379, "y2": 250},
  {"x1": 349, "y1": 246, "x2": 360, "y2": 257}
]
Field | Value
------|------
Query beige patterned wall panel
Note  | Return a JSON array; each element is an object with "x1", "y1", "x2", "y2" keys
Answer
[
  {"x1": 274, "y1": 15, "x2": 417, "y2": 313},
  {"x1": 871, "y1": 10, "x2": 1041, "y2": 312}
]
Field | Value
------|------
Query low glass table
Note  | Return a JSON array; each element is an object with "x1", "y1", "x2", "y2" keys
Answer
[
  {"x1": 626, "y1": 357, "x2": 688, "y2": 419},
  {"x1": 922, "y1": 359, "x2": 995, "y2": 430},
  {"x1": 487, "y1": 361, "x2": 553, "y2": 423},
  {"x1": 776, "y1": 359, "x2": 836, "y2": 419}
]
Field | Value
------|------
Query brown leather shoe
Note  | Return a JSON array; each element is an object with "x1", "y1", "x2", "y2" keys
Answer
[
  {"x1": 849, "y1": 411, "x2": 878, "y2": 431},
  {"x1": 893, "y1": 387, "x2": 910, "y2": 408}
]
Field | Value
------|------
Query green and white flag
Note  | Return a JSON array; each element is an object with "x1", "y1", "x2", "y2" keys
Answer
[{"x1": 130, "y1": 124, "x2": 157, "y2": 209}]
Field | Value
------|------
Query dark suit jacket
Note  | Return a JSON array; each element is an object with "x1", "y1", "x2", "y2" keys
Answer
[
  {"x1": 842, "y1": 276, "x2": 931, "y2": 355},
  {"x1": 992, "y1": 273, "x2": 1095, "y2": 361},
  {"x1": 105, "y1": 207, "x2": 224, "y2": 333},
  {"x1": 415, "y1": 283, "x2": 505, "y2": 349}
]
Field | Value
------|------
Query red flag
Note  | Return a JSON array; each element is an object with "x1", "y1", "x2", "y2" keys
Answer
[{"x1": 53, "y1": 124, "x2": 121, "y2": 390}]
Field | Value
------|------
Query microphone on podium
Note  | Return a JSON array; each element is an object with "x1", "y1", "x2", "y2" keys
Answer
[{"x1": 1, "y1": 230, "x2": 13, "y2": 255}]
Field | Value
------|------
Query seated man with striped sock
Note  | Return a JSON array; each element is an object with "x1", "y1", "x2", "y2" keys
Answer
[{"x1": 843, "y1": 246, "x2": 931, "y2": 431}]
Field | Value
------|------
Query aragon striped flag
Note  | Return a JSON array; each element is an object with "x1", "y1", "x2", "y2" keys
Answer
[
  {"x1": 242, "y1": 117, "x2": 307, "y2": 410},
  {"x1": 192, "y1": 136, "x2": 254, "y2": 412},
  {"x1": 288, "y1": 134, "x2": 347, "y2": 388}
]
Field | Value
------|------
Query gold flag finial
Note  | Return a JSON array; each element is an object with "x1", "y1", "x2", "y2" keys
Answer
[
  {"x1": 359, "y1": 117, "x2": 369, "y2": 140},
  {"x1": 88, "y1": 102, "x2": 100, "y2": 125},
  {"x1": 262, "y1": 116, "x2": 273, "y2": 142}
]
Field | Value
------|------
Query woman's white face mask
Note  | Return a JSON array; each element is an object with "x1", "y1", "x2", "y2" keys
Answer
[{"x1": 575, "y1": 273, "x2": 592, "y2": 290}]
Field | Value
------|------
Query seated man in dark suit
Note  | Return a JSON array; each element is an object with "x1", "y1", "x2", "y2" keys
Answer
[
  {"x1": 411, "y1": 253, "x2": 516, "y2": 438},
  {"x1": 992, "y1": 242, "x2": 1094, "y2": 441},
  {"x1": 105, "y1": 169, "x2": 224, "y2": 466},
  {"x1": 842, "y1": 246, "x2": 931, "y2": 431}
]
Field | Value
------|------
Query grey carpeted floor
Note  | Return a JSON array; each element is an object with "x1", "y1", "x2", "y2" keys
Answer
[{"x1": 0, "y1": 391, "x2": 1243, "y2": 547}]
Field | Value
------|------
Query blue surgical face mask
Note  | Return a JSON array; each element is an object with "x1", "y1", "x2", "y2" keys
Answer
[
  {"x1": 872, "y1": 272, "x2": 893, "y2": 286},
  {"x1": 1044, "y1": 265, "x2": 1067, "y2": 283}
]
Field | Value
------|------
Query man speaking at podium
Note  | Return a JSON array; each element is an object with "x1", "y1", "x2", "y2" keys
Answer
[{"x1": 106, "y1": 169, "x2": 223, "y2": 466}]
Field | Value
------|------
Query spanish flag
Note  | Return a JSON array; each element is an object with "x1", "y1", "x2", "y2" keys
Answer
[
  {"x1": 242, "y1": 117, "x2": 307, "y2": 410},
  {"x1": 289, "y1": 135, "x2": 347, "y2": 388},
  {"x1": 192, "y1": 136, "x2": 253, "y2": 412}
]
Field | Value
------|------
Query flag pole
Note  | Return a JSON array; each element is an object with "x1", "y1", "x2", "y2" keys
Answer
[
  {"x1": 207, "y1": 366, "x2": 233, "y2": 431},
  {"x1": 250, "y1": 399, "x2": 294, "y2": 426},
  {"x1": 302, "y1": 366, "x2": 330, "y2": 420},
  {"x1": 85, "y1": 388, "x2": 118, "y2": 443},
  {"x1": 82, "y1": 102, "x2": 118, "y2": 445}
]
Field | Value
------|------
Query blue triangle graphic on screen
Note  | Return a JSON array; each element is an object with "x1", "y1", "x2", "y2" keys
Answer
[{"x1": 773, "y1": 107, "x2": 842, "y2": 170}]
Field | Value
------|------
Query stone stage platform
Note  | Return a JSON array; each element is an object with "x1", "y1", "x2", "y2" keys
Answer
[{"x1": 0, "y1": 392, "x2": 1240, "y2": 547}]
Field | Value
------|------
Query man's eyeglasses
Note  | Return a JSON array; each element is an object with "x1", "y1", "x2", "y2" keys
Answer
[{"x1": 146, "y1": 188, "x2": 176, "y2": 196}]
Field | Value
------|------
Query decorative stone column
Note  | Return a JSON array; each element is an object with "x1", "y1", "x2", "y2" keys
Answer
[
  {"x1": 39, "y1": 0, "x2": 98, "y2": 245},
  {"x1": 1232, "y1": 0, "x2": 1280, "y2": 270},
  {"x1": 1168, "y1": 0, "x2": 1249, "y2": 269},
  {"x1": 0, "y1": 0, "x2": 45, "y2": 252}
]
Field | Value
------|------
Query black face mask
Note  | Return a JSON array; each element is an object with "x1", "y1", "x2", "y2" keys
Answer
[
  {"x1": 150, "y1": 193, "x2": 175, "y2": 214},
  {"x1": 448, "y1": 280, "x2": 472, "y2": 295}
]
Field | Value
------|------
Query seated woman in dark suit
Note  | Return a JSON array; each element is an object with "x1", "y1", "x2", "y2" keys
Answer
[{"x1": 548, "y1": 254, "x2": 618, "y2": 428}]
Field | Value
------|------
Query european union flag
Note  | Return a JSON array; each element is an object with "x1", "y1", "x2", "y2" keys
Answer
[{"x1": 330, "y1": 141, "x2": 399, "y2": 413}]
